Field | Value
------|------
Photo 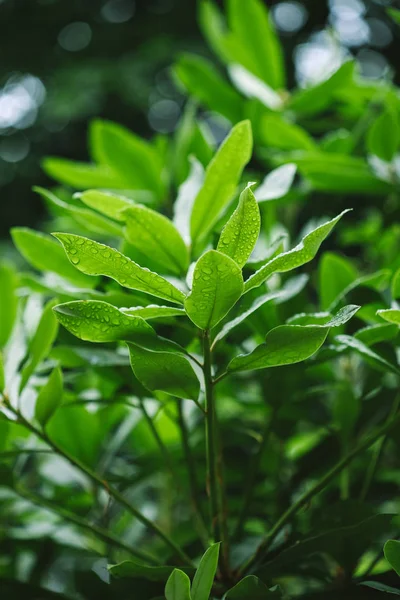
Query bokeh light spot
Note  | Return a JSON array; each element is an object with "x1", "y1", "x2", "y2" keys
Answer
[{"x1": 58, "y1": 22, "x2": 92, "y2": 52}]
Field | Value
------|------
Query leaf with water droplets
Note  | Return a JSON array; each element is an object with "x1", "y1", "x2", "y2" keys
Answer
[
  {"x1": 244, "y1": 210, "x2": 350, "y2": 294},
  {"x1": 377, "y1": 308, "x2": 400, "y2": 326},
  {"x1": 336, "y1": 334, "x2": 400, "y2": 376},
  {"x1": 35, "y1": 367, "x2": 63, "y2": 427},
  {"x1": 185, "y1": 250, "x2": 243, "y2": 330},
  {"x1": 122, "y1": 204, "x2": 189, "y2": 275},
  {"x1": 217, "y1": 183, "x2": 260, "y2": 267},
  {"x1": 53, "y1": 300, "x2": 156, "y2": 343},
  {"x1": 53, "y1": 233, "x2": 185, "y2": 305},
  {"x1": 190, "y1": 120, "x2": 252, "y2": 247},
  {"x1": 127, "y1": 343, "x2": 200, "y2": 401},
  {"x1": 121, "y1": 305, "x2": 186, "y2": 320},
  {"x1": 228, "y1": 305, "x2": 359, "y2": 372}
]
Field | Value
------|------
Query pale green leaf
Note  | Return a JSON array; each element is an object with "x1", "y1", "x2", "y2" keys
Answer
[
  {"x1": 191, "y1": 543, "x2": 220, "y2": 600},
  {"x1": 258, "y1": 114, "x2": 317, "y2": 152},
  {"x1": 76, "y1": 189, "x2": 133, "y2": 221},
  {"x1": 53, "y1": 233, "x2": 185, "y2": 305},
  {"x1": 228, "y1": 305, "x2": 359, "y2": 372},
  {"x1": 228, "y1": 64, "x2": 282, "y2": 110},
  {"x1": 35, "y1": 367, "x2": 63, "y2": 427},
  {"x1": 122, "y1": 204, "x2": 189, "y2": 275},
  {"x1": 244, "y1": 211, "x2": 349, "y2": 294},
  {"x1": 0, "y1": 263, "x2": 18, "y2": 348},
  {"x1": 12, "y1": 228, "x2": 97, "y2": 289},
  {"x1": 367, "y1": 107, "x2": 400, "y2": 162},
  {"x1": 42, "y1": 157, "x2": 127, "y2": 189},
  {"x1": 391, "y1": 268, "x2": 400, "y2": 300},
  {"x1": 173, "y1": 157, "x2": 204, "y2": 245},
  {"x1": 0, "y1": 352, "x2": 5, "y2": 393},
  {"x1": 319, "y1": 252, "x2": 358, "y2": 311},
  {"x1": 384, "y1": 540, "x2": 400, "y2": 577},
  {"x1": 217, "y1": 184, "x2": 260, "y2": 267},
  {"x1": 190, "y1": 120, "x2": 252, "y2": 247},
  {"x1": 127, "y1": 343, "x2": 200, "y2": 401},
  {"x1": 165, "y1": 569, "x2": 192, "y2": 600},
  {"x1": 53, "y1": 300, "x2": 156, "y2": 343},
  {"x1": 121, "y1": 305, "x2": 185, "y2": 320},
  {"x1": 377, "y1": 309, "x2": 400, "y2": 326},
  {"x1": 185, "y1": 250, "x2": 243, "y2": 330},
  {"x1": 254, "y1": 164, "x2": 297, "y2": 202}
]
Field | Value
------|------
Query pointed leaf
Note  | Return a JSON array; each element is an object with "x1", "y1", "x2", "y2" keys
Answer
[
  {"x1": 185, "y1": 250, "x2": 243, "y2": 330},
  {"x1": 367, "y1": 107, "x2": 399, "y2": 162},
  {"x1": 121, "y1": 305, "x2": 185, "y2": 320},
  {"x1": 127, "y1": 343, "x2": 200, "y2": 401},
  {"x1": 377, "y1": 309, "x2": 400, "y2": 326},
  {"x1": 255, "y1": 164, "x2": 297, "y2": 202},
  {"x1": 190, "y1": 121, "x2": 252, "y2": 246},
  {"x1": 12, "y1": 228, "x2": 96, "y2": 288},
  {"x1": 0, "y1": 263, "x2": 18, "y2": 348},
  {"x1": 53, "y1": 300, "x2": 156, "y2": 343},
  {"x1": 35, "y1": 367, "x2": 63, "y2": 427},
  {"x1": 53, "y1": 233, "x2": 185, "y2": 305},
  {"x1": 384, "y1": 540, "x2": 400, "y2": 577},
  {"x1": 335, "y1": 334, "x2": 400, "y2": 376},
  {"x1": 191, "y1": 543, "x2": 220, "y2": 600},
  {"x1": 42, "y1": 157, "x2": 127, "y2": 189},
  {"x1": 165, "y1": 569, "x2": 192, "y2": 600},
  {"x1": 228, "y1": 305, "x2": 359, "y2": 372},
  {"x1": 217, "y1": 184, "x2": 260, "y2": 267},
  {"x1": 318, "y1": 252, "x2": 358, "y2": 311},
  {"x1": 225, "y1": 576, "x2": 281, "y2": 599},
  {"x1": 122, "y1": 204, "x2": 189, "y2": 275},
  {"x1": 78, "y1": 190, "x2": 134, "y2": 221},
  {"x1": 244, "y1": 211, "x2": 349, "y2": 294}
]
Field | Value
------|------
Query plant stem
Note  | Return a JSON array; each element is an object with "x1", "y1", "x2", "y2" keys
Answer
[
  {"x1": 240, "y1": 410, "x2": 400, "y2": 576},
  {"x1": 16, "y1": 485, "x2": 160, "y2": 565},
  {"x1": 6, "y1": 401, "x2": 194, "y2": 567},
  {"x1": 359, "y1": 392, "x2": 400, "y2": 502},
  {"x1": 177, "y1": 399, "x2": 209, "y2": 546},
  {"x1": 234, "y1": 409, "x2": 275, "y2": 539}
]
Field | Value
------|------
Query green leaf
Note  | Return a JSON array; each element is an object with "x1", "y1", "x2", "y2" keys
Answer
[
  {"x1": 121, "y1": 305, "x2": 185, "y2": 320},
  {"x1": 77, "y1": 189, "x2": 133, "y2": 221},
  {"x1": 0, "y1": 352, "x2": 5, "y2": 393},
  {"x1": 127, "y1": 343, "x2": 200, "y2": 401},
  {"x1": 377, "y1": 309, "x2": 400, "y2": 326},
  {"x1": 90, "y1": 119, "x2": 165, "y2": 198},
  {"x1": 12, "y1": 228, "x2": 97, "y2": 289},
  {"x1": 212, "y1": 274, "x2": 308, "y2": 348},
  {"x1": 53, "y1": 300, "x2": 156, "y2": 343},
  {"x1": 217, "y1": 184, "x2": 260, "y2": 267},
  {"x1": 165, "y1": 569, "x2": 191, "y2": 600},
  {"x1": 257, "y1": 114, "x2": 317, "y2": 151},
  {"x1": 361, "y1": 581, "x2": 400, "y2": 595},
  {"x1": 327, "y1": 269, "x2": 390, "y2": 312},
  {"x1": 42, "y1": 157, "x2": 127, "y2": 189},
  {"x1": 34, "y1": 186, "x2": 122, "y2": 237},
  {"x1": 228, "y1": 305, "x2": 359, "y2": 372},
  {"x1": 318, "y1": 252, "x2": 358, "y2": 311},
  {"x1": 35, "y1": 367, "x2": 63, "y2": 427},
  {"x1": 0, "y1": 262, "x2": 18, "y2": 348},
  {"x1": 191, "y1": 543, "x2": 220, "y2": 600},
  {"x1": 391, "y1": 268, "x2": 400, "y2": 300},
  {"x1": 53, "y1": 233, "x2": 185, "y2": 305},
  {"x1": 190, "y1": 120, "x2": 252, "y2": 247},
  {"x1": 20, "y1": 299, "x2": 59, "y2": 391},
  {"x1": 109, "y1": 561, "x2": 194, "y2": 582},
  {"x1": 367, "y1": 107, "x2": 400, "y2": 162},
  {"x1": 388, "y1": 8, "x2": 400, "y2": 25},
  {"x1": 185, "y1": 250, "x2": 244, "y2": 330},
  {"x1": 227, "y1": 0, "x2": 285, "y2": 89},
  {"x1": 355, "y1": 323, "x2": 399, "y2": 346},
  {"x1": 173, "y1": 54, "x2": 243, "y2": 124},
  {"x1": 335, "y1": 335, "x2": 400, "y2": 376},
  {"x1": 228, "y1": 65, "x2": 282, "y2": 110},
  {"x1": 244, "y1": 211, "x2": 349, "y2": 294},
  {"x1": 384, "y1": 540, "x2": 400, "y2": 577},
  {"x1": 278, "y1": 152, "x2": 391, "y2": 194},
  {"x1": 173, "y1": 157, "x2": 204, "y2": 245},
  {"x1": 254, "y1": 164, "x2": 297, "y2": 202},
  {"x1": 122, "y1": 205, "x2": 189, "y2": 275},
  {"x1": 224, "y1": 576, "x2": 281, "y2": 599},
  {"x1": 199, "y1": 0, "x2": 243, "y2": 66}
]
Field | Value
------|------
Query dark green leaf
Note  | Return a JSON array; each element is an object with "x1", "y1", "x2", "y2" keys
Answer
[
  {"x1": 225, "y1": 576, "x2": 281, "y2": 599},
  {"x1": 318, "y1": 252, "x2": 358, "y2": 311},
  {"x1": 191, "y1": 543, "x2": 220, "y2": 600},
  {"x1": 35, "y1": 367, "x2": 63, "y2": 427},
  {"x1": 384, "y1": 540, "x2": 400, "y2": 576}
]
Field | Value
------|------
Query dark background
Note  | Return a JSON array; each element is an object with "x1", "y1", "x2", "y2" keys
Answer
[{"x1": 0, "y1": 0, "x2": 399, "y2": 238}]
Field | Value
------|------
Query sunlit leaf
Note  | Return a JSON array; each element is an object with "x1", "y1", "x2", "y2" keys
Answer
[
  {"x1": 76, "y1": 189, "x2": 134, "y2": 221},
  {"x1": 0, "y1": 262, "x2": 18, "y2": 348},
  {"x1": 254, "y1": 164, "x2": 297, "y2": 202}
]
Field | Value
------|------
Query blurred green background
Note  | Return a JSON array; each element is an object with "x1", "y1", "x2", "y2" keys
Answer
[{"x1": 0, "y1": 0, "x2": 399, "y2": 238}]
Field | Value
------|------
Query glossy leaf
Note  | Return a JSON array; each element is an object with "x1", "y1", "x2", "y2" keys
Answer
[
  {"x1": 318, "y1": 252, "x2": 358, "y2": 311},
  {"x1": 165, "y1": 569, "x2": 191, "y2": 600},
  {"x1": 384, "y1": 540, "x2": 400, "y2": 577},
  {"x1": 217, "y1": 184, "x2": 260, "y2": 267},
  {"x1": 122, "y1": 205, "x2": 189, "y2": 275},
  {"x1": 254, "y1": 164, "x2": 297, "y2": 203},
  {"x1": 228, "y1": 305, "x2": 359, "y2": 372},
  {"x1": 191, "y1": 543, "x2": 220, "y2": 600},
  {"x1": 244, "y1": 211, "x2": 349, "y2": 293},
  {"x1": 225, "y1": 576, "x2": 281, "y2": 599},
  {"x1": 120, "y1": 305, "x2": 185, "y2": 320},
  {"x1": 190, "y1": 120, "x2": 252, "y2": 247},
  {"x1": 377, "y1": 309, "x2": 400, "y2": 326},
  {"x1": 12, "y1": 228, "x2": 96, "y2": 288},
  {"x1": 76, "y1": 189, "x2": 133, "y2": 221},
  {"x1": 0, "y1": 263, "x2": 18, "y2": 348},
  {"x1": 53, "y1": 300, "x2": 156, "y2": 343},
  {"x1": 53, "y1": 233, "x2": 185, "y2": 305},
  {"x1": 35, "y1": 367, "x2": 63, "y2": 427},
  {"x1": 127, "y1": 343, "x2": 200, "y2": 401},
  {"x1": 185, "y1": 250, "x2": 243, "y2": 330},
  {"x1": 336, "y1": 335, "x2": 400, "y2": 376}
]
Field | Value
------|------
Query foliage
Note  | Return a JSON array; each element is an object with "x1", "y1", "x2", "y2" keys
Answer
[{"x1": 1, "y1": 1, "x2": 400, "y2": 599}]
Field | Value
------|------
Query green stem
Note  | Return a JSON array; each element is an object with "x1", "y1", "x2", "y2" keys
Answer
[
  {"x1": 6, "y1": 402, "x2": 193, "y2": 567},
  {"x1": 240, "y1": 410, "x2": 400, "y2": 576},
  {"x1": 177, "y1": 399, "x2": 209, "y2": 546},
  {"x1": 359, "y1": 392, "x2": 400, "y2": 502},
  {"x1": 16, "y1": 485, "x2": 160, "y2": 564}
]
